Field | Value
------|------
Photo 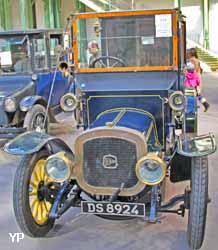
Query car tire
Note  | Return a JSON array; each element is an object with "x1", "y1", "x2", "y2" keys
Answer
[
  {"x1": 23, "y1": 104, "x2": 48, "y2": 133},
  {"x1": 13, "y1": 150, "x2": 55, "y2": 237},
  {"x1": 187, "y1": 156, "x2": 208, "y2": 250}
]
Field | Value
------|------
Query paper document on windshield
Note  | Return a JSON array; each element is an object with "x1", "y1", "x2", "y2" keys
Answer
[{"x1": 155, "y1": 14, "x2": 172, "y2": 37}]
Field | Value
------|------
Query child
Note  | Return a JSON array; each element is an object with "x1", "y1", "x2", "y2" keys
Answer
[{"x1": 185, "y1": 62, "x2": 210, "y2": 112}]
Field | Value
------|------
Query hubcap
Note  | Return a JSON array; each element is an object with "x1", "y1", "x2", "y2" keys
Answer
[
  {"x1": 29, "y1": 159, "x2": 52, "y2": 225},
  {"x1": 33, "y1": 113, "x2": 46, "y2": 132}
]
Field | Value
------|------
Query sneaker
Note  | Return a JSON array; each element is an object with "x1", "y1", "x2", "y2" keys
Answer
[{"x1": 203, "y1": 102, "x2": 210, "y2": 112}]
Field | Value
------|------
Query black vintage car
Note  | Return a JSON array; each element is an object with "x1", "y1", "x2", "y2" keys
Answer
[
  {"x1": 0, "y1": 29, "x2": 72, "y2": 144},
  {"x1": 4, "y1": 9, "x2": 216, "y2": 250}
]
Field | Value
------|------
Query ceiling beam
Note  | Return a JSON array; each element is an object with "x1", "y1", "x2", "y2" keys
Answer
[{"x1": 78, "y1": 0, "x2": 104, "y2": 12}]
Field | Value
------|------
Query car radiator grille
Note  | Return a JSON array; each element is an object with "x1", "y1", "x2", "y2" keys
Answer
[{"x1": 83, "y1": 137, "x2": 138, "y2": 188}]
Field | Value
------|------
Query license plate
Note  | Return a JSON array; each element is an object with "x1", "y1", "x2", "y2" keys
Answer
[{"x1": 81, "y1": 201, "x2": 145, "y2": 217}]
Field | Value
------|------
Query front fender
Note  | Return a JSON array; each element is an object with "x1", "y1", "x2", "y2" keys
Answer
[
  {"x1": 4, "y1": 131, "x2": 74, "y2": 156},
  {"x1": 177, "y1": 133, "x2": 216, "y2": 157},
  {"x1": 19, "y1": 95, "x2": 47, "y2": 112}
]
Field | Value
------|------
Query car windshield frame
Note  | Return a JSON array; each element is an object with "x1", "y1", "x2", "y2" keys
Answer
[{"x1": 72, "y1": 9, "x2": 179, "y2": 73}]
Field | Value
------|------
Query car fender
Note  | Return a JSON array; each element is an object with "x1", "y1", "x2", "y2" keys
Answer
[
  {"x1": 4, "y1": 131, "x2": 74, "y2": 157},
  {"x1": 19, "y1": 95, "x2": 47, "y2": 112},
  {"x1": 19, "y1": 95, "x2": 57, "y2": 122},
  {"x1": 177, "y1": 133, "x2": 216, "y2": 157}
]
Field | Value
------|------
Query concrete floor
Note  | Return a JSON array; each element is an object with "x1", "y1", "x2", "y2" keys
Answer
[{"x1": 0, "y1": 72, "x2": 218, "y2": 250}]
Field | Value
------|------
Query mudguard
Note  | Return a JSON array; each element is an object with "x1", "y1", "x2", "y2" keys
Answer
[
  {"x1": 19, "y1": 95, "x2": 57, "y2": 122},
  {"x1": 4, "y1": 131, "x2": 74, "y2": 156},
  {"x1": 19, "y1": 95, "x2": 47, "y2": 112},
  {"x1": 177, "y1": 133, "x2": 216, "y2": 157}
]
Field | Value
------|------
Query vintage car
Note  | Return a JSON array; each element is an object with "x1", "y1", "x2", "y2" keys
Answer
[
  {"x1": 4, "y1": 9, "x2": 217, "y2": 250},
  {"x1": 0, "y1": 29, "x2": 72, "y2": 144}
]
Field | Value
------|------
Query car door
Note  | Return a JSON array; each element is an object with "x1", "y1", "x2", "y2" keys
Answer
[
  {"x1": 34, "y1": 32, "x2": 69, "y2": 107},
  {"x1": 48, "y1": 33, "x2": 70, "y2": 106}
]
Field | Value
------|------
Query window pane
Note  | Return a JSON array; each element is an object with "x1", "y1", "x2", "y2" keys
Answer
[
  {"x1": 0, "y1": 36, "x2": 32, "y2": 73},
  {"x1": 76, "y1": 14, "x2": 173, "y2": 69},
  {"x1": 50, "y1": 37, "x2": 61, "y2": 68},
  {"x1": 33, "y1": 37, "x2": 48, "y2": 70}
]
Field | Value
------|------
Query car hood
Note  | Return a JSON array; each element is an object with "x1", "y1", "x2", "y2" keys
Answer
[{"x1": 0, "y1": 75, "x2": 33, "y2": 98}]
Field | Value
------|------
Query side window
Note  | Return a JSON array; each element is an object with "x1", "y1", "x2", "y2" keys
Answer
[
  {"x1": 33, "y1": 37, "x2": 48, "y2": 70},
  {"x1": 50, "y1": 37, "x2": 62, "y2": 69}
]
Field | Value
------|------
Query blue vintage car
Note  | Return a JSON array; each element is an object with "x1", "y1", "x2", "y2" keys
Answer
[
  {"x1": 4, "y1": 9, "x2": 216, "y2": 250},
  {"x1": 0, "y1": 29, "x2": 72, "y2": 143}
]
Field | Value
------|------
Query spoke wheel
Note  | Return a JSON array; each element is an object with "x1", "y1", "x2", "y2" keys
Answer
[
  {"x1": 23, "y1": 104, "x2": 48, "y2": 133},
  {"x1": 29, "y1": 159, "x2": 52, "y2": 225},
  {"x1": 13, "y1": 150, "x2": 55, "y2": 237}
]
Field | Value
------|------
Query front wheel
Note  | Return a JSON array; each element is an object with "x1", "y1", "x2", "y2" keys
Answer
[
  {"x1": 23, "y1": 104, "x2": 48, "y2": 133},
  {"x1": 187, "y1": 156, "x2": 208, "y2": 250},
  {"x1": 13, "y1": 150, "x2": 55, "y2": 237}
]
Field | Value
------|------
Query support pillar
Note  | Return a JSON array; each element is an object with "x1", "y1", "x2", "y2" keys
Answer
[
  {"x1": 27, "y1": 0, "x2": 34, "y2": 28},
  {"x1": 44, "y1": 0, "x2": 54, "y2": 28},
  {"x1": 44, "y1": 0, "x2": 61, "y2": 28},
  {"x1": 19, "y1": 0, "x2": 27, "y2": 29},
  {"x1": 174, "y1": 0, "x2": 182, "y2": 11},
  {"x1": 19, "y1": 0, "x2": 35, "y2": 29},
  {"x1": 53, "y1": 0, "x2": 62, "y2": 28},
  {"x1": 76, "y1": 0, "x2": 87, "y2": 63},
  {"x1": 202, "y1": 0, "x2": 210, "y2": 49},
  {"x1": 0, "y1": 0, "x2": 12, "y2": 30}
]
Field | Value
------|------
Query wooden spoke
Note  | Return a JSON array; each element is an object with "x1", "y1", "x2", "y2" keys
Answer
[
  {"x1": 40, "y1": 163, "x2": 45, "y2": 181},
  {"x1": 32, "y1": 169, "x2": 40, "y2": 183},
  {"x1": 45, "y1": 201, "x2": 52, "y2": 211},
  {"x1": 37, "y1": 203, "x2": 43, "y2": 222},
  {"x1": 29, "y1": 188, "x2": 37, "y2": 196},
  {"x1": 30, "y1": 198, "x2": 38, "y2": 209},
  {"x1": 30, "y1": 180, "x2": 38, "y2": 188},
  {"x1": 32, "y1": 200, "x2": 39, "y2": 218},
  {"x1": 42, "y1": 202, "x2": 48, "y2": 218}
]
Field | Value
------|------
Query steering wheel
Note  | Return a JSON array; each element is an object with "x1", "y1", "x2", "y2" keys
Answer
[{"x1": 90, "y1": 56, "x2": 126, "y2": 68}]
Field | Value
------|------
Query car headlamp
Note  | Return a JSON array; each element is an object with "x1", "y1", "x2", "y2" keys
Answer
[
  {"x1": 60, "y1": 93, "x2": 78, "y2": 112},
  {"x1": 169, "y1": 91, "x2": 186, "y2": 111},
  {"x1": 135, "y1": 153, "x2": 167, "y2": 185},
  {"x1": 4, "y1": 97, "x2": 17, "y2": 112},
  {"x1": 45, "y1": 152, "x2": 73, "y2": 182}
]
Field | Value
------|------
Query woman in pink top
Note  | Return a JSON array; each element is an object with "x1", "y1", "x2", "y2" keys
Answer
[{"x1": 185, "y1": 62, "x2": 210, "y2": 112}]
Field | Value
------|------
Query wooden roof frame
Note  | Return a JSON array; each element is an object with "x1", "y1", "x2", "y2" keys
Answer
[{"x1": 72, "y1": 9, "x2": 179, "y2": 73}]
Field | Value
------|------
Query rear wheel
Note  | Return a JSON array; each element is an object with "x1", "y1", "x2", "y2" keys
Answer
[
  {"x1": 187, "y1": 156, "x2": 208, "y2": 250},
  {"x1": 13, "y1": 150, "x2": 55, "y2": 237}
]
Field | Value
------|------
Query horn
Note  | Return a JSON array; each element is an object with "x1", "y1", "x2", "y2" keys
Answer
[{"x1": 58, "y1": 61, "x2": 70, "y2": 77}]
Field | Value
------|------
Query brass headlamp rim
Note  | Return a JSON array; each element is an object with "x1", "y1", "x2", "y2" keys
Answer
[
  {"x1": 135, "y1": 153, "x2": 167, "y2": 186},
  {"x1": 45, "y1": 151, "x2": 74, "y2": 183},
  {"x1": 60, "y1": 93, "x2": 78, "y2": 112}
]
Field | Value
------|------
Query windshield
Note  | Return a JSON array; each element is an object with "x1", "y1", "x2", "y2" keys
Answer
[
  {"x1": 76, "y1": 13, "x2": 173, "y2": 70},
  {"x1": 0, "y1": 36, "x2": 31, "y2": 74}
]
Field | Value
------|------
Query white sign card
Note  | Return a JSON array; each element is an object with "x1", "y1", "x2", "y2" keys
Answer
[
  {"x1": 155, "y1": 14, "x2": 172, "y2": 37},
  {"x1": 141, "y1": 36, "x2": 154, "y2": 45}
]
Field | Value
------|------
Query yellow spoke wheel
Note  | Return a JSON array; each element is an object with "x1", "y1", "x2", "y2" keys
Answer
[
  {"x1": 29, "y1": 159, "x2": 52, "y2": 225},
  {"x1": 13, "y1": 150, "x2": 55, "y2": 237}
]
